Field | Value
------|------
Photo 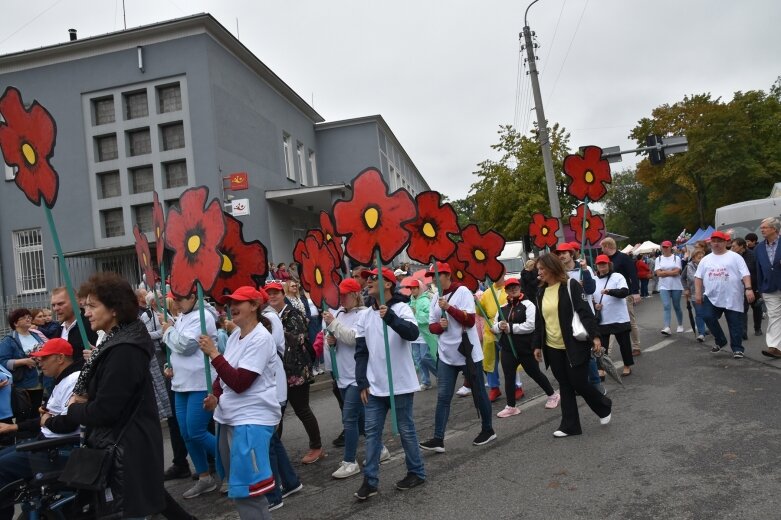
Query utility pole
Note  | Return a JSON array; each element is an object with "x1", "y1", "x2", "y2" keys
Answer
[{"x1": 523, "y1": 0, "x2": 563, "y2": 243}]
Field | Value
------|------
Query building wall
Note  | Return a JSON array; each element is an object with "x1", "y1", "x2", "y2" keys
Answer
[{"x1": 315, "y1": 121, "x2": 382, "y2": 186}]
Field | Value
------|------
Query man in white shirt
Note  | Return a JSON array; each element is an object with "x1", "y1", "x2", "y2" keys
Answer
[{"x1": 695, "y1": 231, "x2": 754, "y2": 358}]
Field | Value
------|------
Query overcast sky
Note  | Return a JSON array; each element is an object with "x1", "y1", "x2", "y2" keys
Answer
[{"x1": 1, "y1": 0, "x2": 778, "y2": 200}]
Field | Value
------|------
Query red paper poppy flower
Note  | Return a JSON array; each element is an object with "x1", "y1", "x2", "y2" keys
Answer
[
  {"x1": 210, "y1": 213, "x2": 269, "y2": 299},
  {"x1": 319, "y1": 211, "x2": 344, "y2": 270},
  {"x1": 569, "y1": 203, "x2": 605, "y2": 245},
  {"x1": 299, "y1": 234, "x2": 342, "y2": 309},
  {"x1": 0, "y1": 87, "x2": 59, "y2": 207},
  {"x1": 333, "y1": 168, "x2": 417, "y2": 265},
  {"x1": 563, "y1": 145, "x2": 612, "y2": 202},
  {"x1": 403, "y1": 191, "x2": 460, "y2": 264},
  {"x1": 446, "y1": 253, "x2": 479, "y2": 292},
  {"x1": 164, "y1": 186, "x2": 226, "y2": 297},
  {"x1": 529, "y1": 213, "x2": 560, "y2": 249},
  {"x1": 153, "y1": 191, "x2": 167, "y2": 266},
  {"x1": 456, "y1": 224, "x2": 506, "y2": 282},
  {"x1": 133, "y1": 225, "x2": 158, "y2": 289}
]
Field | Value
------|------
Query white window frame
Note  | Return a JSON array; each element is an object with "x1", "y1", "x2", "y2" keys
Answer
[
  {"x1": 283, "y1": 134, "x2": 295, "y2": 181},
  {"x1": 297, "y1": 142, "x2": 307, "y2": 186},
  {"x1": 12, "y1": 228, "x2": 46, "y2": 294},
  {"x1": 308, "y1": 150, "x2": 318, "y2": 186}
]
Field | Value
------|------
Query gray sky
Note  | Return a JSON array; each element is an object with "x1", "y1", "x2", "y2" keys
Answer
[{"x1": 1, "y1": 0, "x2": 778, "y2": 200}]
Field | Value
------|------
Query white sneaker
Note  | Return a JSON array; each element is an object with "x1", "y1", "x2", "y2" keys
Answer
[
  {"x1": 676, "y1": 325, "x2": 684, "y2": 333},
  {"x1": 600, "y1": 413, "x2": 612, "y2": 425},
  {"x1": 456, "y1": 385, "x2": 472, "y2": 397},
  {"x1": 661, "y1": 327, "x2": 671, "y2": 336},
  {"x1": 183, "y1": 476, "x2": 217, "y2": 499},
  {"x1": 332, "y1": 461, "x2": 361, "y2": 479},
  {"x1": 419, "y1": 383, "x2": 432, "y2": 391},
  {"x1": 362, "y1": 445, "x2": 391, "y2": 466},
  {"x1": 696, "y1": 334, "x2": 705, "y2": 343}
]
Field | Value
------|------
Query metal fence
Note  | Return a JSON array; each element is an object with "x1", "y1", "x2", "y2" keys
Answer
[{"x1": 0, "y1": 292, "x2": 55, "y2": 335}]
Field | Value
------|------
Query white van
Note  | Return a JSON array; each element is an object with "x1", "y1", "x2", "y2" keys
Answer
[
  {"x1": 714, "y1": 197, "x2": 781, "y2": 238},
  {"x1": 498, "y1": 241, "x2": 527, "y2": 278}
]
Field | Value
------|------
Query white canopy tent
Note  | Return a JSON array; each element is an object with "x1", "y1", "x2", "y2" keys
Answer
[
  {"x1": 621, "y1": 244, "x2": 635, "y2": 254},
  {"x1": 633, "y1": 240, "x2": 661, "y2": 255}
]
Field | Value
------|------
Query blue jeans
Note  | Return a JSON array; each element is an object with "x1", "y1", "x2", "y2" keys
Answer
[
  {"x1": 411, "y1": 343, "x2": 437, "y2": 386},
  {"x1": 364, "y1": 393, "x2": 424, "y2": 488},
  {"x1": 485, "y1": 343, "x2": 500, "y2": 389},
  {"x1": 434, "y1": 361, "x2": 492, "y2": 439},
  {"x1": 691, "y1": 299, "x2": 707, "y2": 335},
  {"x1": 174, "y1": 391, "x2": 216, "y2": 474},
  {"x1": 660, "y1": 289, "x2": 683, "y2": 327},
  {"x1": 340, "y1": 385, "x2": 365, "y2": 463},
  {"x1": 701, "y1": 296, "x2": 744, "y2": 353},
  {"x1": 266, "y1": 430, "x2": 300, "y2": 506},
  {"x1": 640, "y1": 278, "x2": 649, "y2": 297}
]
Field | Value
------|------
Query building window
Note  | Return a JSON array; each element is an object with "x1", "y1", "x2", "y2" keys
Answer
[
  {"x1": 161, "y1": 123, "x2": 185, "y2": 151},
  {"x1": 93, "y1": 96, "x2": 115, "y2": 125},
  {"x1": 12, "y1": 228, "x2": 45, "y2": 294},
  {"x1": 283, "y1": 134, "x2": 294, "y2": 180},
  {"x1": 127, "y1": 128, "x2": 151, "y2": 156},
  {"x1": 101, "y1": 208, "x2": 125, "y2": 238},
  {"x1": 297, "y1": 143, "x2": 307, "y2": 186},
  {"x1": 125, "y1": 90, "x2": 148, "y2": 119},
  {"x1": 308, "y1": 150, "x2": 318, "y2": 186},
  {"x1": 95, "y1": 134, "x2": 118, "y2": 162},
  {"x1": 157, "y1": 84, "x2": 182, "y2": 113},
  {"x1": 130, "y1": 165, "x2": 154, "y2": 194},
  {"x1": 97, "y1": 171, "x2": 121, "y2": 199},
  {"x1": 164, "y1": 161, "x2": 188, "y2": 188},
  {"x1": 134, "y1": 204, "x2": 154, "y2": 233}
]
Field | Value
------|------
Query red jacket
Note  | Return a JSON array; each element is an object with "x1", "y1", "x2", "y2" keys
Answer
[{"x1": 635, "y1": 259, "x2": 651, "y2": 280}]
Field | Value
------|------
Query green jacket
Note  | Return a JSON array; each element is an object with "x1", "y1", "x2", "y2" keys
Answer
[{"x1": 409, "y1": 291, "x2": 438, "y2": 359}]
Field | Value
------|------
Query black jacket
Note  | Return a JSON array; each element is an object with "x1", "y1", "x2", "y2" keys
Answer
[
  {"x1": 64, "y1": 310, "x2": 99, "y2": 367},
  {"x1": 533, "y1": 278, "x2": 600, "y2": 368},
  {"x1": 520, "y1": 268, "x2": 539, "y2": 297},
  {"x1": 67, "y1": 320, "x2": 164, "y2": 518},
  {"x1": 496, "y1": 298, "x2": 535, "y2": 354},
  {"x1": 607, "y1": 251, "x2": 639, "y2": 295},
  {"x1": 17, "y1": 362, "x2": 81, "y2": 435}
]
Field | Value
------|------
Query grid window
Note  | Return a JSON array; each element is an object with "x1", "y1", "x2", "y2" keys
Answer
[
  {"x1": 134, "y1": 204, "x2": 154, "y2": 233},
  {"x1": 128, "y1": 128, "x2": 151, "y2": 156},
  {"x1": 97, "y1": 171, "x2": 121, "y2": 199},
  {"x1": 125, "y1": 91, "x2": 148, "y2": 119},
  {"x1": 101, "y1": 208, "x2": 125, "y2": 238},
  {"x1": 158, "y1": 84, "x2": 182, "y2": 113},
  {"x1": 164, "y1": 161, "x2": 188, "y2": 188},
  {"x1": 96, "y1": 134, "x2": 118, "y2": 162},
  {"x1": 283, "y1": 134, "x2": 294, "y2": 180},
  {"x1": 308, "y1": 151, "x2": 318, "y2": 186},
  {"x1": 93, "y1": 97, "x2": 115, "y2": 125},
  {"x1": 12, "y1": 228, "x2": 46, "y2": 294},
  {"x1": 161, "y1": 123, "x2": 185, "y2": 150},
  {"x1": 297, "y1": 143, "x2": 307, "y2": 186},
  {"x1": 130, "y1": 166, "x2": 154, "y2": 194}
]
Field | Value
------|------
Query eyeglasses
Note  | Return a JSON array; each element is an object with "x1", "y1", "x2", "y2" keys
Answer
[{"x1": 367, "y1": 275, "x2": 379, "y2": 281}]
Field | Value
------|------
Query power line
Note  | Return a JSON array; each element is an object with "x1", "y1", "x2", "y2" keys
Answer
[
  {"x1": 546, "y1": 0, "x2": 590, "y2": 104},
  {"x1": 541, "y1": 0, "x2": 568, "y2": 75},
  {"x1": 0, "y1": 0, "x2": 67, "y2": 47},
  {"x1": 513, "y1": 39, "x2": 525, "y2": 130}
]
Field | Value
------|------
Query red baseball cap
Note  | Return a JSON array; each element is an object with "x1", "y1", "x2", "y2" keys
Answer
[
  {"x1": 661, "y1": 240, "x2": 673, "y2": 247},
  {"x1": 595, "y1": 254, "x2": 611, "y2": 264},
  {"x1": 709, "y1": 230, "x2": 731, "y2": 241},
  {"x1": 425, "y1": 261, "x2": 452, "y2": 276},
  {"x1": 556, "y1": 242, "x2": 575, "y2": 252},
  {"x1": 223, "y1": 286, "x2": 268, "y2": 304},
  {"x1": 264, "y1": 281, "x2": 284, "y2": 292},
  {"x1": 361, "y1": 267, "x2": 396, "y2": 285},
  {"x1": 568, "y1": 241, "x2": 581, "y2": 251},
  {"x1": 504, "y1": 277, "x2": 521, "y2": 287},
  {"x1": 401, "y1": 277, "x2": 422, "y2": 289},
  {"x1": 30, "y1": 338, "x2": 73, "y2": 357},
  {"x1": 339, "y1": 278, "x2": 362, "y2": 294}
]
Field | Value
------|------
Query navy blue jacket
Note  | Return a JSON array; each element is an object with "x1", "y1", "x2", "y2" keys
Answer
[
  {"x1": 756, "y1": 240, "x2": 781, "y2": 294},
  {"x1": 607, "y1": 251, "x2": 639, "y2": 295}
]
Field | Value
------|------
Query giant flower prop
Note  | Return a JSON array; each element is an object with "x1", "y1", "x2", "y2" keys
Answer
[
  {"x1": 456, "y1": 224, "x2": 506, "y2": 282},
  {"x1": 210, "y1": 213, "x2": 268, "y2": 300},
  {"x1": 403, "y1": 191, "x2": 459, "y2": 264},
  {"x1": 563, "y1": 145, "x2": 612, "y2": 202},
  {"x1": 165, "y1": 186, "x2": 226, "y2": 297},
  {"x1": 319, "y1": 211, "x2": 344, "y2": 270},
  {"x1": 528, "y1": 213, "x2": 560, "y2": 249},
  {"x1": 569, "y1": 203, "x2": 605, "y2": 245},
  {"x1": 299, "y1": 234, "x2": 342, "y2": 309},
  {"x1": 333, "y1": 168, "x2": 417, "y2": 265},
  {"x1": 447, "y1": 253, "x2": 479, "y2": 292},
  {"x1": 153, "y1": 191, "x2": 167, "y2": 266},
  {"x1": 0, "y1": 87, "x2": 59, "y2": 207},
  {"x1": 293, "y1": 229, "x2": 324, "y2": 278},
  {"x1": 133, "y1": 225, "x2": 157, "y2": 289}
]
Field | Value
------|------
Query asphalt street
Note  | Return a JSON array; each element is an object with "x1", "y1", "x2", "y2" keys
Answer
[{"x1": 162, "y1": 294, "x2": 781, "y2": 520}]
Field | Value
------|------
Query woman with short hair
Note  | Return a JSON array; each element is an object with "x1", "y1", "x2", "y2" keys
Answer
[
  {"x1": 593, "y1": 255, "x2": 634, "y2": 376},
  {"x1": 0, "y1": 308, "x2": 45, "y2": 413}
]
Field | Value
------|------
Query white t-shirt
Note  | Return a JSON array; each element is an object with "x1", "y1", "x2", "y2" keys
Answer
[
  {"x1": 324, "y1": 307, "x2": 362, "y2": 389},
  {"x1": 567, "y1": 267, "x2": 596, "y2": 311},
  {"x1": 214, "y1": 324, "x2": 282, "y2": 427},
  {"x1": 41, "y1": 371, "x2": 80, "y2": 438},
  {"x1": 262, "y1": 308, "x2": 287, "y2": 404},
  {"x1": 165, "y1": 309, "x2": 217, "y2": 392},
  {"x1": 594, "y1": 273, "x2": 630, "y2": 325},
  {"x1": 429, "y1": 285, "x2": 483, "y2": 366},
  {"x1": 655, "y1": 255, "x2": 684, "y2": 291},
  {"x1": 695, "y1": 251, "x2": 750, "y2": 312},
  {"x1": 356, "y1": 302, "x2": 419, "y2": 397}
]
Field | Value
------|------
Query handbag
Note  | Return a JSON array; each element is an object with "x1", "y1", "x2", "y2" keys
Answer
[
  {"x1": 594, "y1": 273, "x2": 613, "y2": 324},
  {"x1": 566, "y1": 279, "x2": 590, "y2": 341}
]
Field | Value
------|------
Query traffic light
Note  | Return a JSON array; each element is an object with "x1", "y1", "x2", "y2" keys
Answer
[{"x1": 646, "y1": 134, "x2": 665, "y2": 165}]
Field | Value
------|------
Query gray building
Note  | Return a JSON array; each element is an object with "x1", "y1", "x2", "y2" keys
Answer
[{"x1": 0, "y1": 13, "x2": 429, "y2": 302}]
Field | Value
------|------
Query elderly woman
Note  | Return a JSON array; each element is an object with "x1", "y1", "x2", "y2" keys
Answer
[
  {"x1": 593, "y1": 255, "x2": 634, "y2": 376},
  {"x1": 0, "y1": 308, "x2": 46, "y2": 415}
]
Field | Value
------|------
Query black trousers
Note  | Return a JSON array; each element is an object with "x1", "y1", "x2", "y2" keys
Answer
[
  {"x1": 545, "y1": 346, "x2": 612, "y2": 435},
  {"x1": 282, "y1": 383, "x2": 322, "y2": 449},
  {"x1": 600, "y1": 329, "x2": 634, "y2": 367},
  {"x1": 744, "y1": 298, "x2": 763, "y2": 334},
  {"x1": 500, "y1": 347, "x2": 554, "y2": 407}
]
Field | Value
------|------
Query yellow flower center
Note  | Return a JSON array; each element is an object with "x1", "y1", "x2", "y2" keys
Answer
[
  {"x1": 187, "y1": 235, "x2": 201, "y2": 254},
  {"x1": 142, "y1": 252, "x2": 147, "y2": 266},
  {"x1": 326, "y1": 233, "x2": 332, "y2": 241},
  {"x1": 221, "y1": 253, "x2": 233, "y2": 273},
  {"x1": 21, "y1": 143, "x2": 36, "y2": 166},
  {"x1": 474, "y1": 249, "x2": 486, "y2": 262},
  {"x1": 585, "y1": 220, "x2": 590, "y2": 229},
  {"x1": 364, "y1": 207, "x2": 380, "y2": 230},
  {"x1": 422, "y1": 222, "x2": 437, "y2": 238},
  {"x1": 156, "y1": 227, "x2": 161, "y2": 239},
  {"x1": 315, "y1": 267, "x2": 323, "y2": 285},
  {"x1": 541, "y1": 227, "x2": 549, "y2": 236},
  {"x1": 584, "y1": 170, "x2": 595, "y2": 184},
  {"x1": 456, "y1": 270, "x2": 464, "y2": 280}
]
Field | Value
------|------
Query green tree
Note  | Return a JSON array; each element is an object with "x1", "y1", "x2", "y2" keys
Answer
[{"x1": 600, "y1": 169, "x2": 654, "y2": 242}]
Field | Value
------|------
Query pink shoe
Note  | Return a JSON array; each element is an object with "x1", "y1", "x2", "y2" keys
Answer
[
  {"x1": 496, "y1": 406, "x2": 520, "y2": 418},
  {"x1": 545, "y1": 392, "x2": 561, "y2": 409}
]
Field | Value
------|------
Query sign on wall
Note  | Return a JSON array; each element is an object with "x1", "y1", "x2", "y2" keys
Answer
[
  {"x1": 231, "y1": 198, "x2": 250, "y2": 216},
  {"x1": 229, "y1": 172, "x2": 249, "y2": 191}
]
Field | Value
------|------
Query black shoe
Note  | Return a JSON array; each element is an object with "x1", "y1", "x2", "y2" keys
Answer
[
  {"x1": 742, "y1": 333, "x2": 748, "y2": 340},
  {"x1": 332, "y1": 431, "x2": 345, "y2": 447},
  {"x1": 419, "y1": 437, "x2": 445, "y2": 453},
  {"x1": 755, "y1": 329, "x2": 763, "y2": 336},
  {"x1": 395, "y1": 473, "x2": 425, "y2": 490},
  {"x1": 354, "y1": 480, "x2": 378, "y2": 501},
  {"x1": 164, "y1": 464, "x2": 192, "y2": 481},
  {"x1": 472, "y1": 429, "x2": 497, "y2": 446}
]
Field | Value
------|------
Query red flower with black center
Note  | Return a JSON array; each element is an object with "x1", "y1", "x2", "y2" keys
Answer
[
  {"x1": 568, "y1": 203, "x2": 605, "y2": 245},
  {"x1": 333, "y1": 168, "x2": 417, "y2": 265},
  {"x1": 403, "y1": 191, "x2": 459, "y2": 264},
  {"x1": 299, "y1": 234, "x2": 342, "y2": 309},
  {"x1": 210, "y1": 213, "x2": 269, "y2": 300},
  {"x1": 563, "y1": 145, "x2": 612, "y2": 202},
  {"x1": 164, "y1": 186, "x2": 226, "y2": 297},
  {"x1": 319, "y1": 211, "x2": 344, "y2": 270},
  {"x1": 456, "y1": 224, "x2": 506, "y2": 282},
  {"x1": 153, "y1": 191, "x2": 167, "y2": 266},
  {"x1": 0, "y1": 87, "x2": 59, "y2": 207},
  {"x1": 446, "y1": 253, "x2": 479, "y2": 292},
  {"x1": 133, "y1": 225, "x2": 158, "y2": 289},
  {"x1": 529, "y1": 213, "x2": 560, "y2": 249}
]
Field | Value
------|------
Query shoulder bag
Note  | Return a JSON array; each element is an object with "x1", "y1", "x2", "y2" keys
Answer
[{"x1": 566, "y1": 279, "x2": 590, "y2": 341}]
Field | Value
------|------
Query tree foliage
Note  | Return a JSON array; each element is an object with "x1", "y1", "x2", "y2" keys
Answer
[{"x1": 600, "y1": 169, "x2": 653, "y2": 242}]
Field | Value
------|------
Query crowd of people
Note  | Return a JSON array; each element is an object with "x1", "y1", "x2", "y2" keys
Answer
[{"x1": 0, "y1": 216, "x2": 779, "y2": 518}]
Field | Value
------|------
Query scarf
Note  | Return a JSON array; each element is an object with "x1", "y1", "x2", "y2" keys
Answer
[{"x1": 73, "y1": 324, "x2": 123, "y2": 396}]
